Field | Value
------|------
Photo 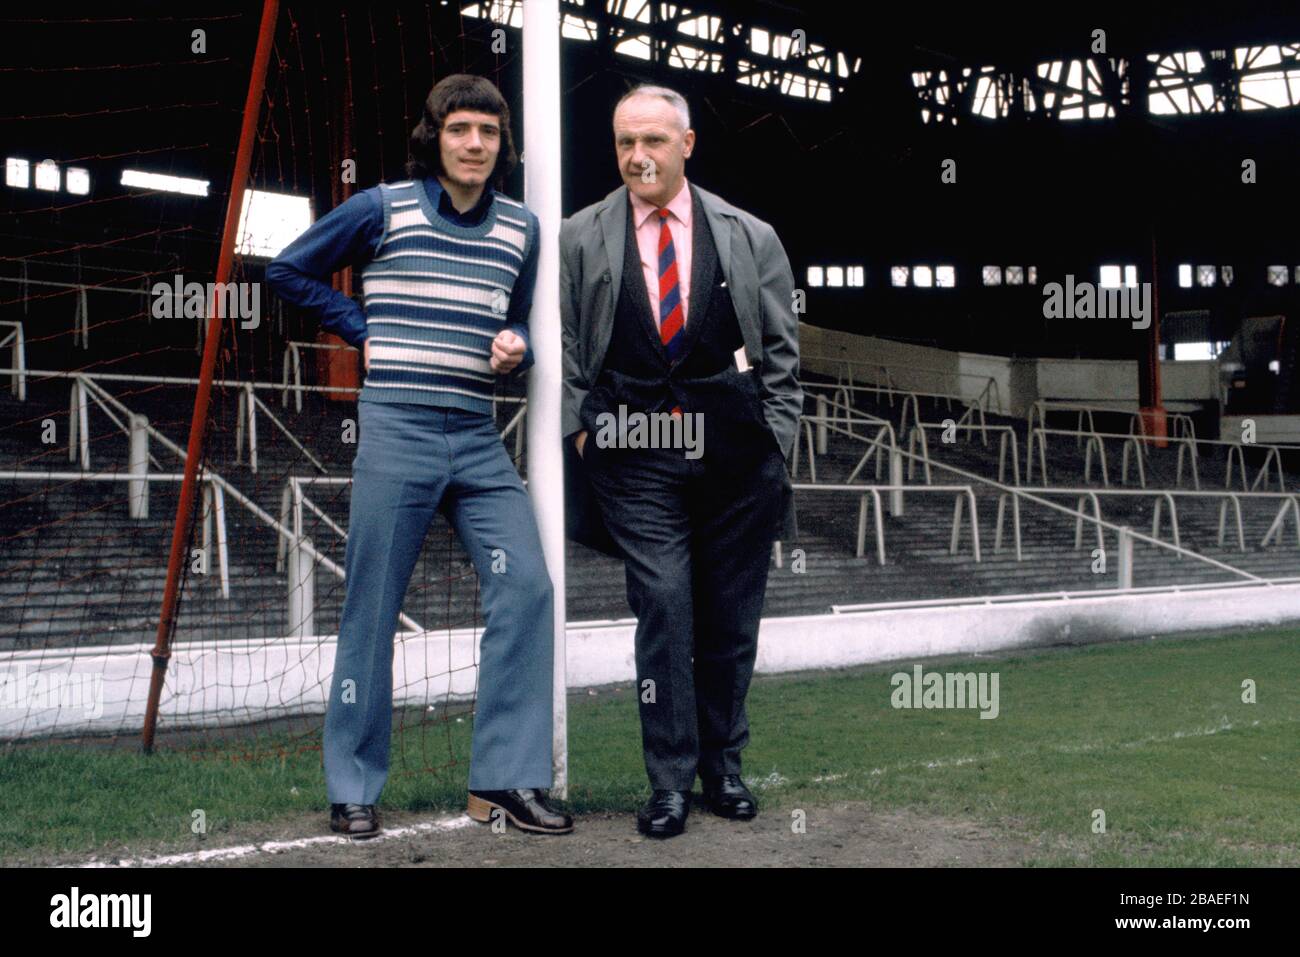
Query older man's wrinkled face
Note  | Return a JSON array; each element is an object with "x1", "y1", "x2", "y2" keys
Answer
[{"x1": 613, "y1": 95, "x2": 694, "y2": 208}]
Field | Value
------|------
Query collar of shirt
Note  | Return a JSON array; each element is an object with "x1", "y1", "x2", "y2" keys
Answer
[
  {"x1": 629, "y1": 177, "x2": 691, "y2": 230},
  {"x1": 425, "y1": 176, "x2": 495, "y2": 227}
]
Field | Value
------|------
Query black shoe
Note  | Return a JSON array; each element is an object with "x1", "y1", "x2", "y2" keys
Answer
[
  {"x1": 636, "y1": 789, "x2": 691, "y2": 838},
  {"x1": 702, "y1": 774, "x2": 758, "y2": 820},
  {"x1": 467, "y1": 788, "x2": 574, "y2": 834},
  {"x1": 329, "y1": 803, "x2": 380, "y2": 839}
]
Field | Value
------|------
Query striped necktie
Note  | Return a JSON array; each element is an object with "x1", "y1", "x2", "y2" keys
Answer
[
  {"x1": 657, "y1": 208, "x2": 684, "y2": 360},
  {"x1": 657, "y1": 208, "x2": 684, "y2": 416}
]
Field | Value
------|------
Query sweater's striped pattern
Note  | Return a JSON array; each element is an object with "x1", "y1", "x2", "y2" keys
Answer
[{"x1": 359, "y1": 180, "x2": 532, "y2": 413}]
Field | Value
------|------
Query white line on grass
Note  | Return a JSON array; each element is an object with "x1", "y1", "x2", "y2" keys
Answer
[
  {"x1": 74, "y1": 813, "x2": 476, "y2": 868},
  {"x1": 867, "y1": 716, "x2": 1286, "y2": 778}
]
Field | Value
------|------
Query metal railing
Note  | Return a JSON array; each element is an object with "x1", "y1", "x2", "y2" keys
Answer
[
  {"x1": 831, "y1": 574, "x2": 1300, "y2": 614},
  {"x1": 791, "y1": 405, "x2": 1271, "y2": 588},
  {"x1": 19, "y1": 371, "x2": 404, "y2": 636},
  {"x1": 8, "y1": 367, "x2": 536, "y2": 637},
  {"x1": 280, "y1": 340, "x2": 356, "y2": 413},
  {"x1": 275, "y1": 468, "x2": 543, "y2": 635},
  {"x1": 1029, "y1": 399, "x2": 1199, "y2": 446},
  {"x1": 236, "y1": 382, "x2": 327, "y2": 475},
  {"x1": 0, "y1": 470, "x2": 231, "y2": 598},
  {"x1": 802, "y1": 354, "x2": 1006, "y2": 416},
  {"x1": 780, "y1": 382, "x2": 1289, "y2": 582},
  {"x1": 1028, "y1": 425, "x2": 1295, "y2": 493},
  {"x1": 803, "y1": 376, "x2": 993, "y2": 451},
  {"x1": 1027, "y1": 426, "x2": 1160, "y2": 489},
  {"x1": 990, "y1": 485, "x2": 1300, "y2": 559},
  {"x1": 791, "y1": 391, "x2": 906, "y2": 514},
  {"x1": 496, "y1": 395, "x2": 527, "y2": 459},
  {"x1": 790, "y1": 481, "x2": 981, "y2": 565},
  {"x1": 905, "y1": 422, "x2": 1022, "y2": 486},
  {"x1": 922, "y1": 451, "x2": 1265, "y2": 584},
  {"x1": 792, "y1": 399, "x2": 897, "y2": 488},
  {"x1": 275, "y1": 475, "x2": 425, "y2": 637},
  {"x1": 12, "y1": 365, "x2": 526, "y2": 472},
  {"x1": 0, "y1": 322, "x2": 26, "y2": 401}
]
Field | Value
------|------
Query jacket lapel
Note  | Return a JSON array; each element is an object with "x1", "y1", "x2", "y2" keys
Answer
[
  {"x1": 597, "y1": 188, "x2": 627, "y2": 320},
  {"x1": 673, "y1": 184, "x2": 716, "y2": 360},
  {"x1": 591, "y1": 183, "x2": 760, "y2": 370},
  {"x1": 696, "y1": 186, "x2": 762, "y2": 367}
]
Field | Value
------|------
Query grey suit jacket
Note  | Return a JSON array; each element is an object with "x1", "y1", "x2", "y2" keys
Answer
[
  {"x1": 559, "y1": 182, "x2": 802, "y2": 554},
  {"x1": 560, "y1": 182, "x2": 802, "y2": 457}
]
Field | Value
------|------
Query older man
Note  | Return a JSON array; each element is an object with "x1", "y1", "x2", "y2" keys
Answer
[{"x1": 560, "y1": 84, "x2": 801, "y2": 838}]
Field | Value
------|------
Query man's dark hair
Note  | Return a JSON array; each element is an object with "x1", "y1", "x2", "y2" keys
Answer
[{"x1": 406, "y1": 73, "x2": 518, "y2": 185}]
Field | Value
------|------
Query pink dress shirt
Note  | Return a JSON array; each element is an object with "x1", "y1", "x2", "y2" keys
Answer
[{"x1": 628, "y1": 178, "x2": 693, "y2": 331}]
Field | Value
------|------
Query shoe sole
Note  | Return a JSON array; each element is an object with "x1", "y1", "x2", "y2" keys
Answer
[
  {"x1": 330, "y1": 822, "x2": 381, "y2": 840},
  {"x1": 467, "y1": 793, "x2": 574, "y2": 834},
  {"x1": 704, "y1": 801, "x2": 758, "y2": 820},
  {"x1": 636, "y1": 821, "x2": 686, "y2": 838}
]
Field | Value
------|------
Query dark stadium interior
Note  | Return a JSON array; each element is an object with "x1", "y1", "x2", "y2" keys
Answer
[
  {"x1": 2, "y1": 2, "x2": 1299, "y2": 676},
  {"x1": 8, "y1": 1, "x2": 1300, "y2": 369}
]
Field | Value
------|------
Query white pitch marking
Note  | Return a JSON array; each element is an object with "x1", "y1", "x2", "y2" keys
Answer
[
  {"x1": 865, "y1": 717, "x2": 1285, "y2": 778},
  {"x1": 74, "y1": 813, "x2": 476, "y2": 868}
]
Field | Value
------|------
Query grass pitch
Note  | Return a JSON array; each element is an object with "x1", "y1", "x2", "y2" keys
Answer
[{"x1": 2, "y1": 625, "x2": 1296, "y2": 866}]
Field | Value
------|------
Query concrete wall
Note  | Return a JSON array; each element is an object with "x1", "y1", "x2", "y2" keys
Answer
[
  {"x1": 800, "y1": 324, "x2": 1020, "y2": 415},
  {"x1": 1222, "y1": 414, "x2": 1300, "y2": 445},
  {"x1": 1036, "y1": 357, "x2": 1219, "y2": 407},
  {"x1": 6, "y1": 581, "x2": 1299, "y2": 739},
  {"x1": 798, "y1": 324, "x2": 1221, "y2": 419}
]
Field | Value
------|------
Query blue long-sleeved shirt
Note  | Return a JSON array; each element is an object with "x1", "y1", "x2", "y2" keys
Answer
[{"x1": 265, "y1": 177, "x2": 537, "y2": 380}]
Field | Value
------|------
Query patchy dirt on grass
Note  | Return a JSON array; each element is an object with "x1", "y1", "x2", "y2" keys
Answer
[{"x1": 38, "y1": 801, "x2": 1038, "y2": 868}]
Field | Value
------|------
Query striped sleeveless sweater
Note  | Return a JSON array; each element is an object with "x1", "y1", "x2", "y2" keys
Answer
[{"x1": 359, "y1": 179, "x2": 537, "y2": 414}]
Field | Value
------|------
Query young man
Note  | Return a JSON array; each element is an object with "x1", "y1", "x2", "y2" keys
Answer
[
  {"x1": 560, "y1": 85, "x2": 801, "y2": 838},
  {"x1": 267, "y1": 73, "x2": 571, "y2": 839}
]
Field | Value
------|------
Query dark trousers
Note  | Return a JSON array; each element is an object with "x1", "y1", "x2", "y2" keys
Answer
[{"x1": 584, "y1": 440, "x2": 787, "y2": 789}]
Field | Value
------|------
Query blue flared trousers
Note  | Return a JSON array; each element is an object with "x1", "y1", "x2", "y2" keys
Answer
[{"x1": 323, "y1": 399, "x2": 554, "y2": 804}]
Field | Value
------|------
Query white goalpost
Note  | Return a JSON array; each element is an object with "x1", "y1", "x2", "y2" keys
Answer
[{"x1": 522, "y1": 0, "x2": 569, "y2": 798}]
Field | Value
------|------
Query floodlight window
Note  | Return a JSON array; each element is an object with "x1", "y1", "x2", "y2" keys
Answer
[
  {"x1": 121, "y1": 169, "x2": 210, "y2": 196},
  {"x1": 235, "y1": 189, "x2": 313, "y2": 258},
  {"x1": 66, "y1": 167, "x2": 90, "y2": 195},
  {"x1": 5, "y1": 157, "x2": 28, "y2": 188},
  {"x1": 34, "y1": 160, "x2": 59, "y2": 191}
]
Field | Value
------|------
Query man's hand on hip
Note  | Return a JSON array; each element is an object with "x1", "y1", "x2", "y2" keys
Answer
[{"x1": 491, "y1": 329, "x2": 526, "y2": 374}]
